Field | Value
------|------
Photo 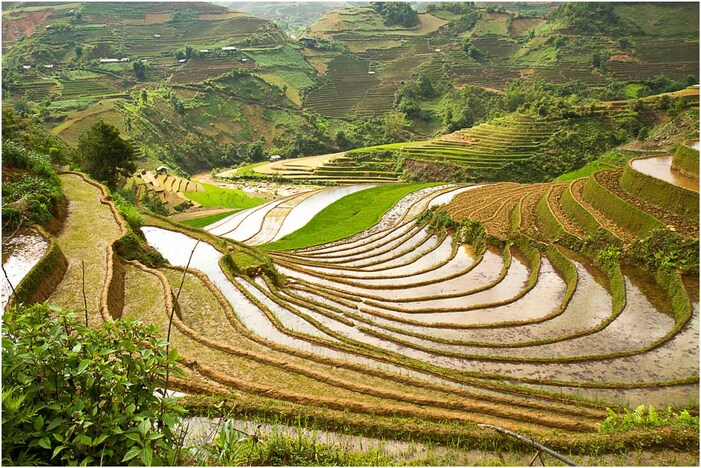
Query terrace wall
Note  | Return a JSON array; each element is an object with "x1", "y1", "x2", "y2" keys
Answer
[
  {"x1": 620, "y1": 162, "x2": 699, "y2": 218},
  {"x1": 7, "y1": 226, "x2": 68, "y2": 310},
  {"x1": 672, "y1": 142, "x2": 699, "y2": 180}
]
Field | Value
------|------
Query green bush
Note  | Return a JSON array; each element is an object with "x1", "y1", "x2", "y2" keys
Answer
[
  {"x1": 111, "y1": 192, "x2": 143, "y2": 231},
  {"x1": 599, "y1": 405, "x2": 699, "y2": 434},
  {"x1": 2, "y1": 303, "x2": 186, "y2": 466},
  {"x1": 2, "y1": 175, "x2": 63, "y2": 226}
]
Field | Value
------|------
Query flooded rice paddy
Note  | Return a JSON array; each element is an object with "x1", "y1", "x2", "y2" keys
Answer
[
  {"x1": 136, "y1": 180, "x2": 699, "y2": 414},
  {"x1": 631, "y1": 156, "x2": 699, "y2": 192},
  {"x1": 1, "y1": 230, "x2": 49, "y2": 310}
]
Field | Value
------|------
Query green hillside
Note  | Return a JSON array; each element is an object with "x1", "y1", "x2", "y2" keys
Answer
[{"x1": 2, "y1": 1, "x2": 698, "y2": 177}]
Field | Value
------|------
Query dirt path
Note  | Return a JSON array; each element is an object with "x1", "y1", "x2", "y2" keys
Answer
[{"x1": 49, "y1": 174, "x2": 122, "y2": 324}]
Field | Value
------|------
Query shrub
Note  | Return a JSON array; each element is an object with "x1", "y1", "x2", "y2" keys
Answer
[
  {"x1": 2, "y1": 303, "x2": 186, "y2": 466},
  {"x1": 111, "y1": 191, "x2": 143, "y2": 231},
  {"x1": 599, "y1": 405, "x2": 699, "y2": 434}
]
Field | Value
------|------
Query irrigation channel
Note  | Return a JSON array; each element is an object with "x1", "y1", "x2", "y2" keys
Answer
[{"x1": 137, "y1": 183, "x2": 699, "y2": 414}]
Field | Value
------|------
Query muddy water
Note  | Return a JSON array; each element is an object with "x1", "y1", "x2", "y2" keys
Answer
[
  {"x1": 317, "y1": 245, "x2": 476, "y2": 287},
  {"x1": 278, "y1": 246, "x2": 503, "y2": 303},
  {"x1": 245, "y1": 191, "x2": 321, "y2": 245},
  {"x1": 1, "y1": 230, "x2": 49, "y2": 310},
  {"x1": 364, "y1": 249, "x2": 519, "y2": 307},
  {"x1": 296, "y1": 221, "x2": 418, "y2": 260},
  {"x1": 354, "y1": 232, "x2": 443, "y2": 270},
  {"x1": 434, "y1": 301, "x2": 699, "y2": 384},
  {"x1": 304, "y1": 223, "x2": 425, "y2": 262},
  {"x1": 546, "y1": 384, "x2": 700, "y2": 407},
  {"x1": 222, "y1": 199, "x2": 291, "y2": 241},
  {"x1": 631, "y1": 156, "x2": 699, "y2": 192},
  {"x1": 479, "y1": 274, "x2": 674, "y2": 358},
  {"x1": 140, "y1": 226, "x2": 475, "y2": 389},
  {"x1": 272, "y1": 185, "x2": 378, "y2": 241},
  {"x1": 239, "y1": 278, "x2": 339, "y2": 341},
  {"x1": 333, "y1": 228, "x2": 432, "y2": 266},
  {"x1": 206, "y1": 199, "x2": 279, "y2": 235},
  {"x1": 428, "y1": 185, "x2": 482, "y2": 208}
]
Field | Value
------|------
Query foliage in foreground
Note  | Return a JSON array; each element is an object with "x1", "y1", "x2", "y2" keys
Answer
[
  {"x1": 190, "y1": 420, "x2": 392, "y2": 466},
  {"x1": 2, "y1": 303, "x2": 186, "y2": 466},
  {"x1": 599, "y1": 405, "x2": 699, "y2": 434}
]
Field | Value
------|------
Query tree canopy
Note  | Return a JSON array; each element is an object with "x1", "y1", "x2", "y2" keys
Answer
[
  {"x1": 77, "y1": 121, "x2": 136, "y2": 188},
  {"x1": 371, "y1": 2, "x2": 419, "y2": 28}
]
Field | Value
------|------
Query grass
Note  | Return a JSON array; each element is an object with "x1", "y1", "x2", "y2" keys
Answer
[
  {"x1": 183, "y1": 182, "x2": 267, "y2": 209},
  {"x1": 555, "y1": 161, "x2": 618, "y2": 181},
  {"x1": 178, "y1": 210, "x2": 239, "y2": 229},
  {"x1": 261, "y1": 183, "x2": 436, "y2": 251},
  {"x1": 49, "y1": 174, "x2": 123, "y2": 322},
  {"x1": 621, "y1": 83, "x2": 649, "y2": 99}
]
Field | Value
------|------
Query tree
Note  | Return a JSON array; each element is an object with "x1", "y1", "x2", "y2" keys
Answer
[
  {"x1": 382, "y1": 110, "x2": 410, "y2": 142},
  {"x1": 132, "y1": 61, "x2": 146, "y2": 80},
  {"x1": 371, "y1": 2, "x2": 419, "y2": 27},
  {"x1": 591, "y1": 51, "x2": 602, "y2": 69},
  {"x1": 77, "y1": 121, "x2": 135, "y2": 188},
  {"x1": 13, "y1": 99, "x2": 31, "y2": 117},
  {"x1": 74, "y1": 45, "x2": 83, "y2": 57}
]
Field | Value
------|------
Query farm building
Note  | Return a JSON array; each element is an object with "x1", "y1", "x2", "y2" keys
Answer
[
  {"x1": 269, "y1": 154, "x2": 282, "y2": 162},
  {"x1": 44, "y1": 64, "x2": 54, "y2": 69},
  {"x1": 199, "y1": 49, "x2": 210, "y2": 53},
  {"x1": 100, "y1": 58, "x2": 120, "y2": 63},
  {"x1": 21, "y1": 65, "x2": 31, "y2": 70},
  {"x1": 120, "y1": 57, "x2": 130, "y2": 62},
  {"x1": 156, "y1": 166, "x2": 169, "y2": 174},
  {"x1": 153, "y1": 34, "x2": 161, "y2": 38},
  {"x1": 178, "y1": 59, "x2": 187, "y2": 63},
  {"x1": 222, "y1": 46, "x2": 237, "y2": 51}
]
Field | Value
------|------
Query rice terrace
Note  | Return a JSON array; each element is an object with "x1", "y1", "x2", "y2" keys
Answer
[{"x1": 2, "y1": 1, "x2": 700, "y2": 466}]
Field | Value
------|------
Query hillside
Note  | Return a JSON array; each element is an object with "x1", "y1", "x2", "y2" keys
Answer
[
  {"x1": 2, "y1": 1, "x2": 698, "y2": 177},
  {"x1": 230, "y1": 87, "x2": 700, "y2": 185},
  {"x1": 3, "y1": 3, "x2": 700, "y2": 465}
]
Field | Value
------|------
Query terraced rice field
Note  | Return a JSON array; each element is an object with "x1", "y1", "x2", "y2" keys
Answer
[
  {"x1": 128, "y1": 172, "x2": 698, "y2": 444},
  {"x1": 132, "y1": 170, "x2": 206, "y2": 212},
  {"x1": 304, "y1": 55, "x2": 380, "y2": 117},
  {"x1": 13, "y1": 167, "x2": 699, "y2": 453}
]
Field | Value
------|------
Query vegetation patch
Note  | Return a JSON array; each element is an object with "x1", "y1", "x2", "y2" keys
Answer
[
  {"x1": 263, "y1": 184, "x2": 435, "y2": 250},
  {"x1": 179, "y1": 210, "x2": 239, "y2": 229},
  {"x1": 184, "y1": 182, "x2": 267, "y2": 209}
]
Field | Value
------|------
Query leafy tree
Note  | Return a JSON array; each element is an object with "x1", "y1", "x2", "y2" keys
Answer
[
  {"x1": 13, "y1": 99, "x2": 31, "y2": 117},
  {"x1": 591, "y1": 51, "x2": 602, "y2": 69},
  {"x1": 77, "y1": 121, "x2": 136, "y2": 188},
  {"x1": 2, "y1": 303, "x2": 186, "y2": 466},
  {"x1": 382, "y1": 110, "x2": 410, "y2": 142},
  {"x1": 74, "y1": 45, "x2": 83, "y2": 57},
  {"x1": 553, "y1": 3, "x2": 619, "y2": 34},
  {"x1": 132, "y1": 61, "x2": 146, "y2": 80},
  {"x1": 371, "y1": 2, "x2": 419, "y2": 27}
]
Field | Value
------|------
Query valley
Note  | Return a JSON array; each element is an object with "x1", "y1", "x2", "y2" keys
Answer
[{"x1": 1, "y1": 1, "x2": 699, "y2": 466}]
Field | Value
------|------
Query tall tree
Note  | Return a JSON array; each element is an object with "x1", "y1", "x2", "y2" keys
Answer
[{"x1": 77, "y1": 121, "x2": 135, "y2": 188}]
